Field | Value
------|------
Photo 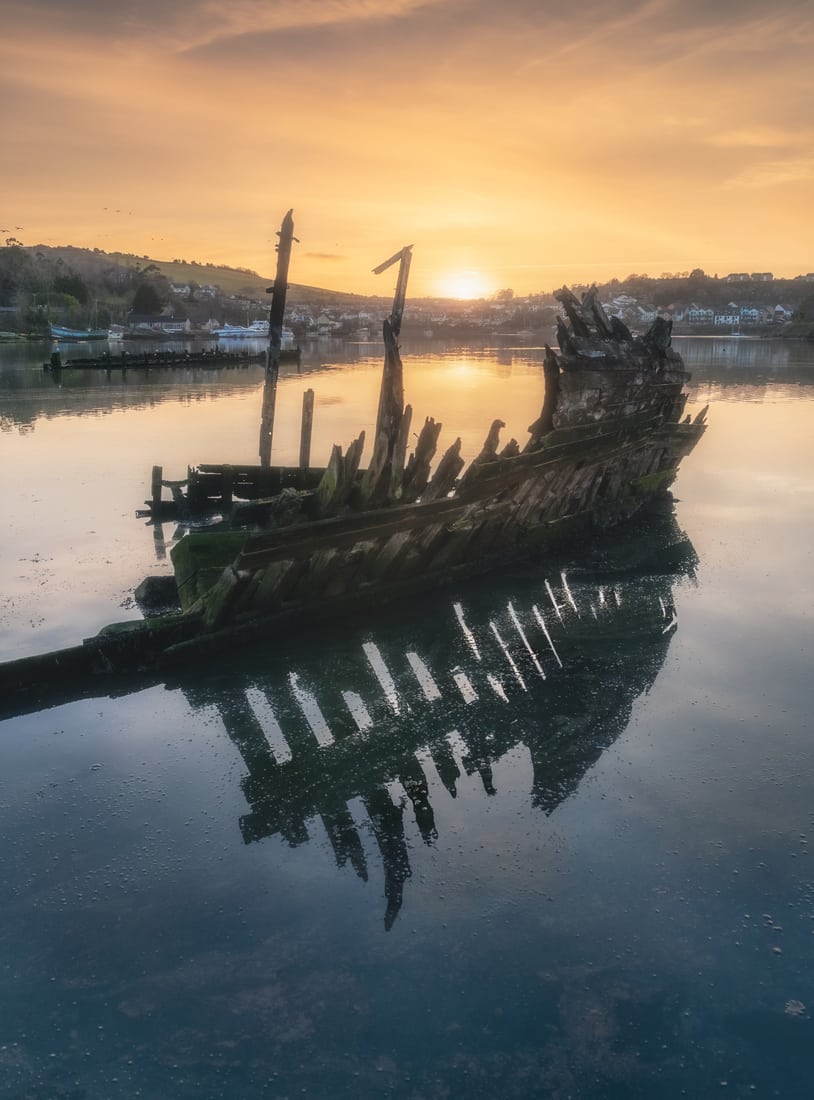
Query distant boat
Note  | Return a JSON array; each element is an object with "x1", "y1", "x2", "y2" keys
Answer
[
  {"x1": 50, "y1": 324, "x2": 108, "y2": 342},
  {"x1": 211, "y1": 320, "x2": 268, "y2": 337},
  {"x1": 211, "y1": 320, "x2": 296, "y2": 347}
]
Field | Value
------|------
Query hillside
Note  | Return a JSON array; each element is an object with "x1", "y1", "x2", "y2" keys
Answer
[
  {"x1": 22, "y1": 245, "x2": 388, "y2": 309},
  {"x1": 2, "y1": 241, "x2": 813, "y2": 338}
]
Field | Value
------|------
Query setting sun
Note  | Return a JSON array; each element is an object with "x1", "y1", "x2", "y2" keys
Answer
[{"x1": 434, "y1": 270, "x2": 494, "y2": 300}]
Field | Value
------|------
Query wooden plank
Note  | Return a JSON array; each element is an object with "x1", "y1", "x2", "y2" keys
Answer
[
  {"x1": 359, "y1": 429, "x2": 390, "y2": 506},
  {"x1": 422, "y1": 438, "x2": 464, "y2": 502},
  {"x1": 315, "y1": 432, "x2": 365, "y2": 515},
  {"x1": 259, "y1": 209, "x2": 297, "y2": 467},
  {"x1": 236, "y1": 494, "x2": 466, "y2": 571},
  {"x1": 151, "y1": 465, "x2": 163, "y2": 511},
  {"x1": 401, "y1": 416, "x2": 442, "y2": 502},
  {"x1": 388, "y1": 404, "x2": 413, "y2": 502},
  {"x1": 299, "y1": 388, "x2": 315, "y2": 470}
]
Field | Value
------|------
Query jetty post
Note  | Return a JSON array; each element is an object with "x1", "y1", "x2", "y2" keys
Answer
[
  {"x1": 299, "y1": 388, "x2": 315, "y2": 470},
  {"x1": 259, "y1": 209, "x2": 298, "y2": 467}
]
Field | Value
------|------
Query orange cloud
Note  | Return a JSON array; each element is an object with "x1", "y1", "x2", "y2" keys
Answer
[{"x1": 3, "y1": 0, "x2": 813, "y2": 294}]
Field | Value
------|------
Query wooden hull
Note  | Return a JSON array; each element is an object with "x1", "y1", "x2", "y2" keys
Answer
[
  {"x1": 175, "y1": 399, "x2": 705, "y2": 635},
  {"x1": 169, "y1": 286, "x2": 708, "y2": 637}
]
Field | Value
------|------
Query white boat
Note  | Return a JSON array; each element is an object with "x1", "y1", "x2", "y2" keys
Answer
[
  {"x1": 211, "y1": 320, "x2": 269, "y2": 338},
  {"x1": 212, "y1": 321, "x2": 295, "y2": 346}
]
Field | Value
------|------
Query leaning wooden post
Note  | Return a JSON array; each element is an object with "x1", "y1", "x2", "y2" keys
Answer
[
  {"x1": 259, "y1": 208, "x2": 298, "y2": 467},
  {"x1": 151, "y1": 465, "x2": 163, "y2": 513},
  {"x1": 361, "y1": 245, "x2": 412, "y2": 504},
  {"x1": 299, "y1": 388, "x2": 314, "y2": 470},
  {"x1": 372, "y1": 245, "x2": 411, "y2": 450}
]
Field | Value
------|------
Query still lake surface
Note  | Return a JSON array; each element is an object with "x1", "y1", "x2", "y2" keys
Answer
[{"x1": 1, "y1": 333, "x2": 813, "y2": 1098}]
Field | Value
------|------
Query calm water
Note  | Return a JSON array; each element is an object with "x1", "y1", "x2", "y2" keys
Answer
[{"x1": 1, "y1": 334, "x2": 814, "y2": 1098}]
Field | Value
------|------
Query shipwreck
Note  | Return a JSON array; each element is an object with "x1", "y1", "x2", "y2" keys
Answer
[{"x1": 0, "y1": 209, "x2": 707, "y2": 703}]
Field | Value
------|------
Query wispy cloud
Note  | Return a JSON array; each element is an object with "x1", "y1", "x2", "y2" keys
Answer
[
  {"x1": 725, "y1": 159, "x2": 814, "y2": 189},
  {"x1": 178, "y1": 0, "x2": 445, "y2": 52},
  {"x1": 708, "y1": 127, "x2": 811, "y2": 150},
  {"x1": 3, "y1": 0, "x2": 813, "y2": 291}
]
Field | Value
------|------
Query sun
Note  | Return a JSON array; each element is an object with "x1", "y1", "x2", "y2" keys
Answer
[{"x1": 435, "y1": 269, "x2": 493, "y2": 300}]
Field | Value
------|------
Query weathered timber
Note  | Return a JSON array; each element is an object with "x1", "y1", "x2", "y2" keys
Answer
[
  {"x1": 401, "y1": 416, "x2": 443, "y2": 503},
  {"x1": 315, "y1": 433, "x2": 366, "y2": 516},
  {"x1": 259, "y1": 209, "x2": 297, "y2": 467},
  {"x1": 359, "y1": 430, "x2": 391, "y2": 507},
  {"x1": 476, "y1": 419, "x2": 506, "y2": 462},
  {"x1": 422, "y1": 438, "x2": 465, "y2": 502},
  {"x1": 373, "y1": 318, "x2": 405, "y2": 458},
  {"x1": 525, "y1": 346, "x2": 560, "y2": 448},
  {"x1": 151, "y1": 465, "x2": 163, "y2": 513},
  {"x1": 299, "y1": 388, "x2": 315, "y2": 470},
  {"x1": 143, "y1": 463, "x2": 326, "y2": 520},
  {"x1": 388, "y1": 404, "x2": 413, "y2": 502},
  {"x1": 355, "y1": 246, "x2": 413, "y2": 505}
]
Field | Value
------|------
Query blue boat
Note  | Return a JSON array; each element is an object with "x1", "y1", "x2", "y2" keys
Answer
[{"x1": 50, "y1": 323, "x2": 109, "y2": 342}]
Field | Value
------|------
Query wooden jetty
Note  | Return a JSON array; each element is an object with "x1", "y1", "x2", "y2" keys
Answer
[
  {"x1": 44, "y1": 345, "x2": 301, "y2": 372},
  {"x1": 0, "y1": 207, "x2": 708, "y2": 701}
]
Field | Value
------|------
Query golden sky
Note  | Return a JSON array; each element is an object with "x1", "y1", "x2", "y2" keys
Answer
[{"x1": 2, "y1": 0, "x2": 812, "y2": 297}]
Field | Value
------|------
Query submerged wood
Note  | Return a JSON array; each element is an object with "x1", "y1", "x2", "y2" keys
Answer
[{"x1": 1, "y1": 246, "x2": 709, "y2": 700}]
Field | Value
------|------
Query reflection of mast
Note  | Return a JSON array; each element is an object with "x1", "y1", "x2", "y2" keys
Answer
[
  {"x1": 321, "y1": 802, "x2": 368, "y2": 882},
  {"x1": 259, "y1": 209, "x2": 298, "y2": 467},
  {"x1": 398, "y1": 754, "x2": 438, "y2": 843},
  {"x1": 363, "y1": 786, "x2": 411, "y2": 931}
]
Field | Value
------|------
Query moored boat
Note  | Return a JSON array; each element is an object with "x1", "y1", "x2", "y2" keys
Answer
[
  {"x1": 212, "y1": 321, "x2": 296, "y2": 345},
  {"x1": 211, "y1": 320, "x2": 270, "y2": 337},
  {"x1": 50, "y1": 323, "x2": 109, "y2": 341}
]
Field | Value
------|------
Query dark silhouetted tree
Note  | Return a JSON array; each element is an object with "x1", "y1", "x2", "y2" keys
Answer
[
  {"x1": 53, "y1": 271, "x2": 89, "y2": 304},
  {"x1": 132, "y1": 282, "x2": 164, "y2": 314}
]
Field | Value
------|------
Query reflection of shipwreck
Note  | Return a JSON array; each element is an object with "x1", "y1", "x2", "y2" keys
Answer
[{"x1": 175, "y1": 513, "x2": 697, "y2": 929}]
